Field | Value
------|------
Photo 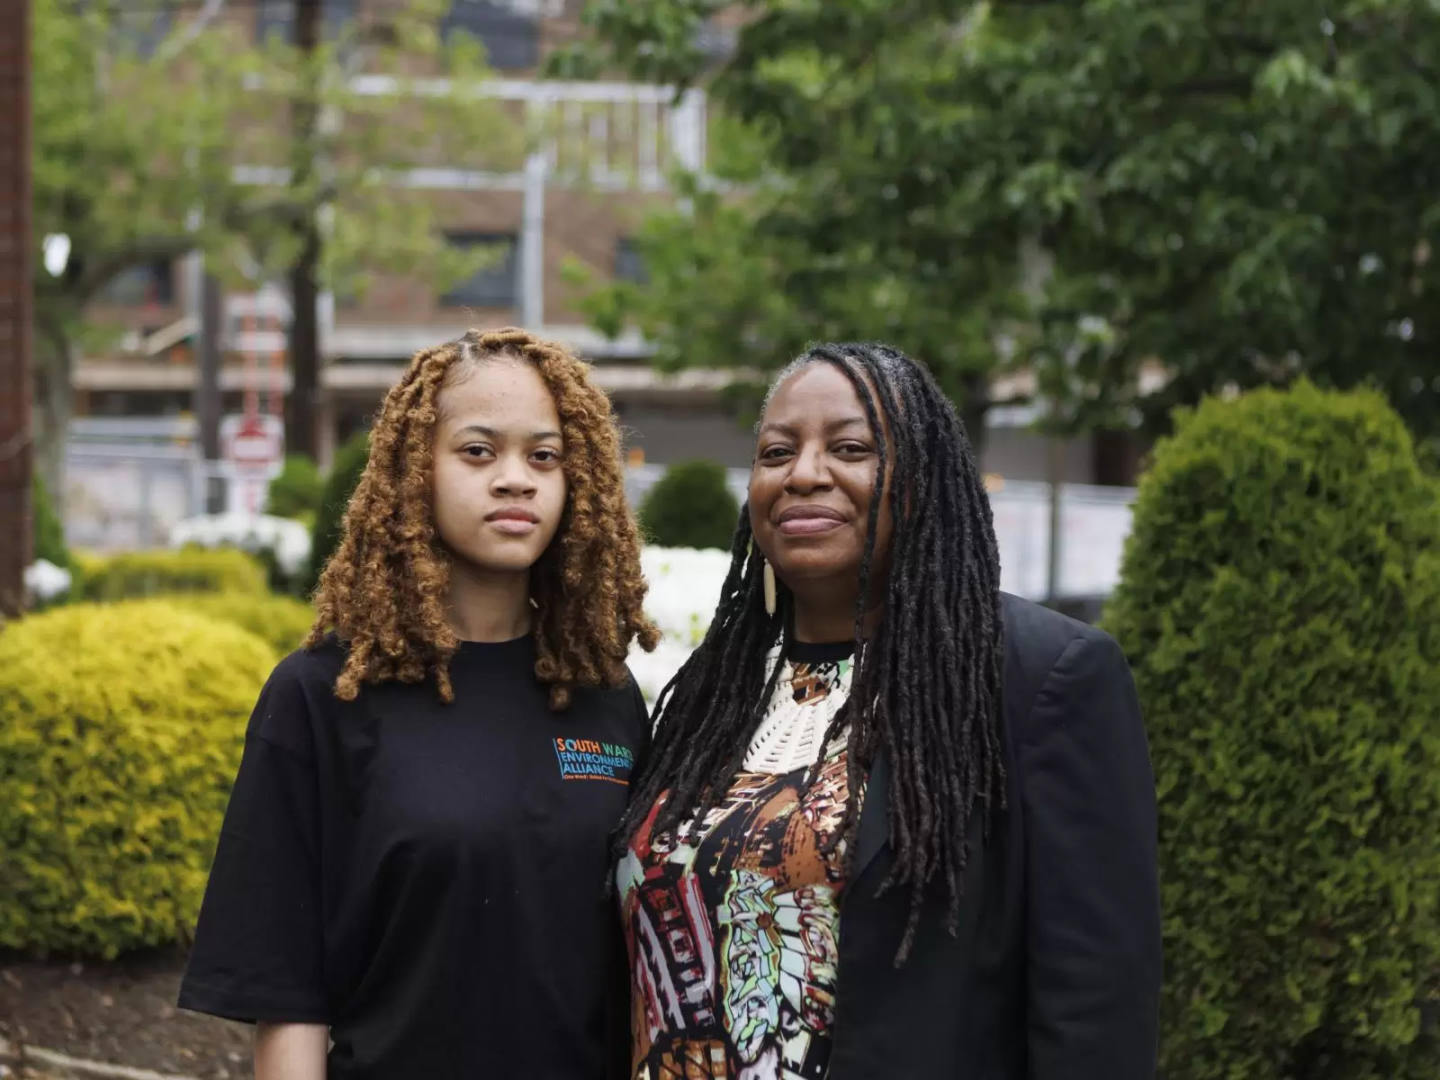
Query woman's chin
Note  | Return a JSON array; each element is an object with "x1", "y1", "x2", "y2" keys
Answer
[{"x1": 774, "y1": 553, "x2": 864, "y2": 584}]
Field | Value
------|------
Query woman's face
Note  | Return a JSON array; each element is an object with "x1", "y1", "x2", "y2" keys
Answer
[
  {"x1": 748, "y1": 362, "x2": 894, "y2": 598},
  {"x1": 431, "y1": 358, "x2": 568, "y2": 576}
]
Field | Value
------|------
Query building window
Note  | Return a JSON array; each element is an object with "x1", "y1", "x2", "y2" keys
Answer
[
  {"x1": 98, "y1": 259, "x2": 175, "y2": 307},
  {"x1": 256, "y1": 0, "x2": 355, "y2": 44},
  {"x1": 441, "y1": 233, "x2": 519, "y2": 308},
  {"x1": 441, "y1": 0, "x2": 539, "y2": 70},
  {"x1": 614, "y1": 237, "x2": 647, "y2": 285}
]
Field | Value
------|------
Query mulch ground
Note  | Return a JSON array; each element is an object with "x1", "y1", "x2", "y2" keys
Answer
[{"x1": 0, "y1": 948, "x2": 251, "y2": 1079}]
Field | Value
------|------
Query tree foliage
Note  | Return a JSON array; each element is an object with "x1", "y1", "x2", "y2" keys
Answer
[
  {"x1": 554, "y1": 1, "x2": 1025, "y2": 446},
  {"x1": 30, "y1": 473, "x2": 70, "y2": 571},
  {"x1": 30, "y1": 0, "x2": 519, "y2": 491},
  {"x1": 1103, "y1": 382, "x2": 1440, "y2": 1077},
  {"x1": 558, "y1": 0, "x2": 1440, "y2": 444}
]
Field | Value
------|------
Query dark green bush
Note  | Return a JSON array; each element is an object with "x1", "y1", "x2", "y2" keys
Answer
[
  {"x1": 31, "y1": 474, "x2": 71, "y2": 570},
  {"x1": 639, "y1": 459, "x2": 739, "y2": 551},
  {"x1": 1103, "y1": 381, "x2": 1440, "y2": 1079},
  {"x1": 304, "y1": 430, "x2": 369, "y2": 594},
  {"x1": 264, "y1": 454, "x2": 323, "y2": 522}
]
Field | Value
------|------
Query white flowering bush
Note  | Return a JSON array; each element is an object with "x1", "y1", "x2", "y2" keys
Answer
[
  {"x1": 630, "y1": 545, "x2": 733, "y2": 702},
  {"x1": 24, "y1": 559, "x2": 74, "y2": 605},
  {"x1": 167, "y1": 513, "x2": 313, "y2": 586}
]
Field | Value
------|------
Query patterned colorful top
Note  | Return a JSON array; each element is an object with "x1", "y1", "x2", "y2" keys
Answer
[{"x1": 618, "y1": 641, "x2": 860, "y2": 1080}]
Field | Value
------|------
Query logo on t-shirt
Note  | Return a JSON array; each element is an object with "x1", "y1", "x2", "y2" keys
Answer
[{"x1": 553, "y1": 738, "x2": 635, "y2": 785}]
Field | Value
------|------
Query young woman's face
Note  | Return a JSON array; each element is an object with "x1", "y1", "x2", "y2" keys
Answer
[
  {"x1": 431, "y1": 358, "x2": 568, "y2": 576},
  {"x1": 748, "y1": 362, "x2": 895, "y2": 593}
]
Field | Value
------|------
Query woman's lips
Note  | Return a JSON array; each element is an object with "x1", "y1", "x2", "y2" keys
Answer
[{"x1": 776, "y1": 507, "x2": 846, "y2": 536}]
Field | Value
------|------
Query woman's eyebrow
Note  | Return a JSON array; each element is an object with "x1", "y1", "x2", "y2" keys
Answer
[{"x1": 453, "y1": 424, "x2": 562, "y2": 441}]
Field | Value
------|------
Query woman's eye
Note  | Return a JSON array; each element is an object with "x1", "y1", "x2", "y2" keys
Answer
[
  {"x1": 462, "y1": 445, "x2": 493, "y2": 459},
  {"x1": 759, "y1": 445, "x2": 792, "y2": 461},
  {"x1": 836, "y1": 443, "x2": 872, "y2": 456},
  {"x1": 533, "y1": 448, "x2": 561, "y2": 464}
]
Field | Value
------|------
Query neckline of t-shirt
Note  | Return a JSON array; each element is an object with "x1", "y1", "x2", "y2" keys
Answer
[
  {"x1": 785, "y1": 639, "x2": 855, "y2": 665},
  {"x1": 454, "y1": 633, "x2": 534, "y2": 655}
]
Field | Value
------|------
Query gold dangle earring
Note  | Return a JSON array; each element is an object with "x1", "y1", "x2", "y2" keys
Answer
[{"x1": 763, "y1": 560, "x2": 777, "y2": 617}]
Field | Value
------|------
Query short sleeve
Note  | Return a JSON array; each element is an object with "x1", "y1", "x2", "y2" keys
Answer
[{"x1": 178, "y1": 660, "x2": 330, "y2": 1025}]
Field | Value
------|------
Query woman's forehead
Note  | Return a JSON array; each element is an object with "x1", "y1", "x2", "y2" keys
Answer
[{"x1": 763, "y1": 360, "x2": 887, "y2": 426}]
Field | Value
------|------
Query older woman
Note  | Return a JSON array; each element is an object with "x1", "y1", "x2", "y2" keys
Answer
[{"x1": 614, "y1": 342, "x2": 1161, "y2": 1079}]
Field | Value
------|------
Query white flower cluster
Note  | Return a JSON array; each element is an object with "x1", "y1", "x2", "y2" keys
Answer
[
  {"x1": 629, "y1": 546, "x2": 732, "y2": 703},
  {"x1": 24, "y1": 560, "x2": 73, "y2": 603},
  {"x1": 168, "y1": 513, "x2": 313, "y2": 577}
]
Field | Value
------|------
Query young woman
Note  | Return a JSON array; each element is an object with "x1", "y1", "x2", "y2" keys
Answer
[
  {"x1": 616, "y1": 343, "x2": 1161, "y2": 1079},
  {"x1": 180, "y1": 327, "x2": 660, "y2": 1080}
]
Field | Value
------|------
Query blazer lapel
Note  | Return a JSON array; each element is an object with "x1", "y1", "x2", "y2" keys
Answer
[{"x1": 854, "y1": 752, "x2": 890, "y2": 879}]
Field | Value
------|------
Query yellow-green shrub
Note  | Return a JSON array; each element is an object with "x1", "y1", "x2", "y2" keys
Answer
[
  {"x1": 183, "y1": 592, "x2": 316, "y2": 656},
  {"x1": 80, "y1": 548, "x2": 267, "y2": 601},
  {"x1": 0, "y1": 601, "x2": 275, "y2": 958}
]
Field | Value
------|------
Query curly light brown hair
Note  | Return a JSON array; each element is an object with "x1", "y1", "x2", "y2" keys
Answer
[{"x1": 305, "y1": 327, "x2": 660, "y2": 708}]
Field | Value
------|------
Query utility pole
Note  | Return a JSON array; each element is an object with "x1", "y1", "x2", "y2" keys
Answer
[
  {"x1": 286, "y1": 0, "x2": 323, "y2": 459},
  {"x1": 0, "y1": 0, "x2": 35, "y2": 613},
  {"x1": 197, "y1": 271, "x2": 225, "y2": 512}
]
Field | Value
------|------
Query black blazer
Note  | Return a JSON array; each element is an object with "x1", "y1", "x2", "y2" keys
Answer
[{"x1": 829, "y1": 593, "x2": 1162, "y2": 1079}]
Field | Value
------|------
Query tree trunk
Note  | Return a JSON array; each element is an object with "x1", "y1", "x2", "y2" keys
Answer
[
  {"x1": 285, "y1": 0, "x2": 323, "y2": 460},
  {"x1": 31, "y1": 323, "x2": 72, "y2": 508},
  {"x1": 287, "y1": 223, "x2": 322, "y2": 459},
  {"x1": 197, "y1": 271, "x2": 226, "y2": 513}
]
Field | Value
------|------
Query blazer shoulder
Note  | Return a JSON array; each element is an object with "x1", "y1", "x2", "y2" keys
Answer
[{"x1": 999, "y1": 592, "x2": 1117, "y2": 715}]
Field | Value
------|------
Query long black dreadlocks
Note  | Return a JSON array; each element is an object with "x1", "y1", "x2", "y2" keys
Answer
[{"x1": 616, "y1": 342, "x2": 1005, "y2": 961}]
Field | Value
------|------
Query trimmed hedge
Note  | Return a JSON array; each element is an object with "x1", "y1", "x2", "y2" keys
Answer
[
  {"x1": 0, "y1": 601, "x2": 275, "y2": 958},
  {"x1": 304, "y1": 430, "x2": 369, "y2": 595},
  {"x1": 264, "y1": 454, "x2": 323, "y2": 523},
  {"x1": 80, "y1": 547, "x2": 268, "y2": 601},
  {"x1": 1103, "y1": 382, "x2": 1440, "y2": 1078},
  {"x1": 639, "y1": 459, "x2": 740, "y2": 551},
  {"x1": 183, "y1": 592, "x2": 316, "y2": 656}
]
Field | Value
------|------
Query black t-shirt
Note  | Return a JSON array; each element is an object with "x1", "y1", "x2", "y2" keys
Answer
[{"x1": 178, "y1": 634, "x2": 649, "y2": 1079}]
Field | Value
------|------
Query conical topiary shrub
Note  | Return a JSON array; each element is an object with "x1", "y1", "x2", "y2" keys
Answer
[{"x1": 1103, "y1": 381, "x2": 1440, "y2": 1078}]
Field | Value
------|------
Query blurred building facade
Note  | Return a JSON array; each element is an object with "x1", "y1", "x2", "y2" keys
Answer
[{"x1": 67, "y1": 0, "x2": 1143, "y2": 487}]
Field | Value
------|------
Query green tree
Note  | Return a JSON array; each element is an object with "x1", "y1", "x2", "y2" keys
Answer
[
  {"x1": 947, "y1": 0, "x2": 1440, "y2": 441},
  {"x1": 552, "y1": 1, "x2": 1028, "y2": 450},
  {"x1": 557, "y1": 0, "x2": 1440, "y2": 448},
  {"x1": 31, "y1": 0, "x2": 519, "y2": 497},
  {"x1": 1103, "y1": 382, "x2": 1440, "y2": 1077},
  {"x1": 235, "y1": 0, "x2": 523, "y2": 459}
]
